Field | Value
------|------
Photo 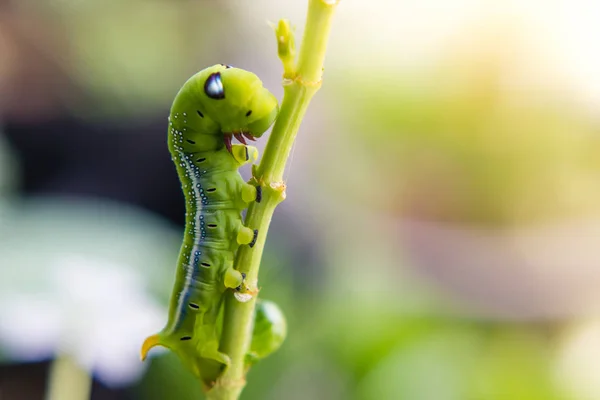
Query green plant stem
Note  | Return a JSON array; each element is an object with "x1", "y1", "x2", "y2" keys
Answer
[
  {"x1": 206, "y1": 1, "x2": 338, "y2": 399},
  {"x1": 45, "y1": 354, "x2": 92, "y2": 400}
]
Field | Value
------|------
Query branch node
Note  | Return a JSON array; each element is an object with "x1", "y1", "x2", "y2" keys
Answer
[
  {"x1": 212, "y1": 376, "x2": 247, "y2": 391},
  {"x1": 295, "y1": 75, "x2": 323, "y2": 88}
]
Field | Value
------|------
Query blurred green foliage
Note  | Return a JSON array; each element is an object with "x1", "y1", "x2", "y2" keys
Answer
[
  {"x1": 2, "y1": 1, "x2": 600, "y2": 399},
  {"x1": 325, "y1": 46, "x2": 600, "y2": 227}
]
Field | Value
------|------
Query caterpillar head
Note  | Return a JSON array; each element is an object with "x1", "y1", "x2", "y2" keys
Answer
[{"x1": 175, "y1": 64, "x2": 278, "y2": 152}]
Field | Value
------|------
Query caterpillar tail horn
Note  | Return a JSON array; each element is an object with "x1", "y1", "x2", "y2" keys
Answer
[{"x1": 140, "y1": 334, "x2": 164, "y2": 361}]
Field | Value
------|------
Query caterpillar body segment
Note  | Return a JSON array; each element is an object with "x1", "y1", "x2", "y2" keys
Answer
[{"x1": 140, "y1": 65, "x2": 278, "y2": 387}]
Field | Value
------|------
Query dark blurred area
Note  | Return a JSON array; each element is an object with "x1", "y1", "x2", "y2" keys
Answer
[
  {"x1": 4, "y1": 117, "x2": 184, "y2": 225},
  {"x1": 1, "y1": 0, "x2": 196, "y2": 226}
]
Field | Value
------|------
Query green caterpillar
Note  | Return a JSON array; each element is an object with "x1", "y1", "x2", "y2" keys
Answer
[{"x1": 141, "y1": 64, "x2": 279, "y2": 385}]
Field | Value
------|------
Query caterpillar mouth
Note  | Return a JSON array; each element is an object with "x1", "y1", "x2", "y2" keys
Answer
[{"x1": 224, "y1": 132, "x2": 257, "y2": 152}]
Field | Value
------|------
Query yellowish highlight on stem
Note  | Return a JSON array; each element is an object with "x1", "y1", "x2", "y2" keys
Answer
[{"x1": 45, "y1": 355, "x2": 92, "y2": 400}]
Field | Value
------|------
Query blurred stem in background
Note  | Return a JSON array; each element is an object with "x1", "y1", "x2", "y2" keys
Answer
[
  {"x1": 45, "y1": 355, "x2": 92, "y2": 400},
  {"x1": 206, "y1": 0, "x2": 339, "y2": 399}
]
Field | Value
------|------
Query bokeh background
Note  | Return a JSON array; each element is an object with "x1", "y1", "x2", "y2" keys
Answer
[{"x1": 2, "y1": 0, "x2": 600, "y2": 399}]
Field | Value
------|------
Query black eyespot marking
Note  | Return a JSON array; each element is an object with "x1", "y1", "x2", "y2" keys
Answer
[
  {"x1": 189, "y1": 303, "x2": 200, "y2": 310},
  {"x1": 196, "y1": 157, "x2": 206, "y2": 163},
  {"x1": 246, "y1": 110, "x2": 252, "y2": 117},
  {"x1": 241, "y1": 273, "x2": 246, "y2": 280},
  {"x1": 197, "y1": 110, "x2": 204, "y2": 118},
  {"x1": 207, "y1": 224, "x2": 217, "y2": 228},
  {"x1": 180, "y1": 336, "x2": 192, "y2": 341},
  {"x1": 186, "y1": 139, "x2": 196, "y2": 145},
  {"x1": 204, "y1": 72, "x2": 225, "y2": 100},
  {"x1": 245, "y1": 146, "x2": 249, "y2": 161},
  {"x1": 255, "y1": 186, "x2": 262, "y2": 203},
  {"x1": 207, "y1": 188, "x2": 216, "y2": 192},
  {"x1": 249, "y1": 229, "x2": 259, "y2": 248},
  {"x1": 201, "y1": 262, "x2": 211, "y2": 267}
]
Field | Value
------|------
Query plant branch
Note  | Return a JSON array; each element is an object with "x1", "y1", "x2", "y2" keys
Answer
[{"x1": 205, "y1": 1, "x2": 339, "y2": 399}]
